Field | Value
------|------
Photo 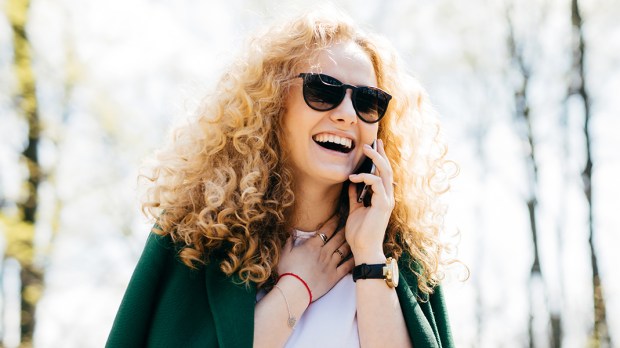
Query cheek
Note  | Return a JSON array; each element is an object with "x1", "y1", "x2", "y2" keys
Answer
[
  {"x1": 284, "y1": 85, "x2": 305, "y2": 114},
  {"x1": 361, "y1": 124, "x2": 379, "y2": 142},
  {"x1": 281, "y1": 103, "x2": 302, "y2": 138},
  {"x1": 280, "y1": 123, "x2": 305, "y2": 157}
]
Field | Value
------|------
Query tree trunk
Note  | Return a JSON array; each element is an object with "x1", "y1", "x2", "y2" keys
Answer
[
  {"x1": 568, "y1": 1, "x2": 611, "y2": 346},
  {"x1": 506, "y1": 6, "x2": 562, "y2": 347},
  {"x1": 6, "y1": 0, "x2": 44, "y2": 345}
]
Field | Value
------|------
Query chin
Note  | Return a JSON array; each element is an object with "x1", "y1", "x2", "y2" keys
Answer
[{"x1": 317, "y1": 170, "x2": 351, "y2": 185}]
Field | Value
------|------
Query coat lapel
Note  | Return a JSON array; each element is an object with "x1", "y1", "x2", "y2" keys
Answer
[{"x1": 204, "y1": 263, "x2": 257, "y2": 348}]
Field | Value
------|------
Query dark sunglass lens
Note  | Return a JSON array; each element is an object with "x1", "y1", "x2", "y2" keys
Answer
[
  {"x1": 354, "y1": 88, "x2": 389, "y2": 122},
  {"x1": 303, "y1": 75, "x2": 344, "y2": 111}
]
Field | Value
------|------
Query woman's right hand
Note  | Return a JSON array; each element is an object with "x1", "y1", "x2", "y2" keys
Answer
[{"x1": 276, "y1": 215, "x2": 355, "y2": 303}]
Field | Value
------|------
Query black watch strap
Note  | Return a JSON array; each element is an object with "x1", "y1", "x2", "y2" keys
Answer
[{"x1": 352, "y1": 263, "x2": 384, "y2": 282}]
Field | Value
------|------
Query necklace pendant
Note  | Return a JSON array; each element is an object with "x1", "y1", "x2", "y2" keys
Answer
[{"x1": 287, "y1": 317, "x2": 297, "y2": 328}]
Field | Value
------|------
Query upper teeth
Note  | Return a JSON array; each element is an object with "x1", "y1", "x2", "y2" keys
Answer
[{"x1": 313, "y1": 134, "x2": 353, "y2": 148}]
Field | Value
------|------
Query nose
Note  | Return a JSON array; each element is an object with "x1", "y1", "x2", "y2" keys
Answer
[{"x1": 329, "y1": 90, "x2": 357, "y2": 125}]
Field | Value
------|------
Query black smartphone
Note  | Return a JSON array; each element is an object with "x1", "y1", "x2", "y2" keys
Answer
[{"x1": 354, "y1": 140, "x2": 377, "y2": 207}]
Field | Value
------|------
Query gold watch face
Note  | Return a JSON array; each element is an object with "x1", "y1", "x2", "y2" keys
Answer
[{"x1": 385, "y1": 257, "x2": 399, "y2": 288}]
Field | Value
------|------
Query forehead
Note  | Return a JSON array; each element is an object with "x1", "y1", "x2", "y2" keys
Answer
[{"x1": 308, "y1": 41, "x2": 377, "y2": 87}]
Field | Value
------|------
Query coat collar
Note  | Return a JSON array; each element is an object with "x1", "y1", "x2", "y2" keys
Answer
[
  {"x1": 202, "y1": 255, "x2": 443, "y2": 348},
  {"x1": 204, "y1": 263, "x2": 257, "y2": 348}
]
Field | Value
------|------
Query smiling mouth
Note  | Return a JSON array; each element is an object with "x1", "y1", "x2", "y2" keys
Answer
[{"x1": 312, "y1": 134, "x2": 355, "y2": 154}]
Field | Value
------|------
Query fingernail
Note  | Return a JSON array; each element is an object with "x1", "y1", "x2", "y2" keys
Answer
[
  {"x1": 379, "y1": 139, "x2": 384, "y2": 147},
  {"x1": 364, "y1": 144, "x2": 371, "y2": 149}
]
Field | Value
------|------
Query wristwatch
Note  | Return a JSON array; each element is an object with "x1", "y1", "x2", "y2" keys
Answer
[{"x1": 352, "y1": 257, "x2": 399, "y2": 288}]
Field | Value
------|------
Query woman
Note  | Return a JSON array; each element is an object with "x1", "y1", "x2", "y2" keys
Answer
[{"x1": 107, "y1": 9, "x2": 455, "y2": 348}]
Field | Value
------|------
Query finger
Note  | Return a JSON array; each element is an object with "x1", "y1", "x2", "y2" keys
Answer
[
  {"x1": 321, "y1": 215, "x2": 340, "y2": 239},
  {"x1": 312, "y1": 215, "x2": 340, "y2": 246},
  {"x1": 338, "y1": 241, "x2": 351, "y2": 255},
  {"x1": 377, "y1": 138, "x2": 389, "y2": 161},
  {"x1": 348, "y1": 173, "x2": 386, "y2": 198},
  {"x1": 322, "y1": 228, "x2": 346, "y2": 255},
  {"x1": 330, "y1": 242, "x2": 350, "y2": 265},
  {"x1": 377, "y1": 139, "x2": 395, "y2": 197},
  {"x1": 336, "y1": 256, "x2": 355, "y2": 276},
  {"x1": 331, "y1": 247, "x2": 345, "y2": 263},
  {"x1": 313, "y1": 232, "x2": 329, "y2": 246},
  {"x1": 360, "y1": 142, "x2": 391, "y2": 180},
  {"x1": 376, "y1": 139, "x2": 392, "y2": 174}
]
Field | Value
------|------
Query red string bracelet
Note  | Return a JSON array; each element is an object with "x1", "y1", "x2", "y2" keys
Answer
[{"x1": 277, "y1": 273, "x2": 313, "y2": 305}]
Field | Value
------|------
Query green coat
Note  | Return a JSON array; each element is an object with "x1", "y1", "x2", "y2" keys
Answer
[{"x1": 106, "y1": 233, "x2": 454, "y2": 348}]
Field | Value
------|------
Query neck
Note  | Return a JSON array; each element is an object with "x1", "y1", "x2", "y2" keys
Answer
[{"x1": 290, "y1": 181, "x2": 343, "y2": 232}]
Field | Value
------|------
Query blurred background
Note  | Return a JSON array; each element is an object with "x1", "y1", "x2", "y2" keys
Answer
[{"x1": 1, "y1": 0, "x2": 619, "y2": 347}]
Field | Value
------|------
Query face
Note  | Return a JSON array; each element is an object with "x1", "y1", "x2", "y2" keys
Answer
[{"x1": 282, "y1": 41, "x2": 380, "y2": 187}]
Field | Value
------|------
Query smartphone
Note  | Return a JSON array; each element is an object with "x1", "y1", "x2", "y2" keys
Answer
[{"x1": 354, "y1": 140, "x2": 377, "y2": 207}]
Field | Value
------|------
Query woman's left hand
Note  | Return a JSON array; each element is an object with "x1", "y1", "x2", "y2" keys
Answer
[{"x1": 346, "y1": 139, "x2": 395, "y2": 263}]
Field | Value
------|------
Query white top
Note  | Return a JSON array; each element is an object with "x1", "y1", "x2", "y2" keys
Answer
[{"x1": 256, "y1": 230, "x2": 360, "y2": 348}]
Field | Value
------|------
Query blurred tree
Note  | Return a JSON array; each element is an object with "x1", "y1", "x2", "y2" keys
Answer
[
  {"x1": 3, "y1": 0, "x2": 44, "y2": 345},
  {"x1": 471, "y1": 108, "x2": 489, "y2": 348},
  {"x1": 568, "y1": 0, "x2": 611, "y2": 346},
  {"x1": 506, "y1": 4, "x2": 562, "y2": 347}
]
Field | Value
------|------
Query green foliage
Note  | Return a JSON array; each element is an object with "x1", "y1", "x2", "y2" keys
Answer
[
  {"x1": 5, "y1": 0, "x2": 30, "y2": 28},
  {"x1": 0, "y1": 212, "x2": 36, "y2": 266},
  {"x1": 7, "y1": 0, "x2": 38, "y2": 120}
]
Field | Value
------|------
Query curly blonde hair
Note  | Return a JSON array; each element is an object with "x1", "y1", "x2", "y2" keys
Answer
[{"x1": 141, "y1": 10, "x2": 454, "y2": 294}]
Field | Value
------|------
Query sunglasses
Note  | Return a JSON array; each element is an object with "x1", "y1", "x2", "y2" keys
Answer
[{"x1": 297, "y1": 73, "x2": 392, "y2": 123}]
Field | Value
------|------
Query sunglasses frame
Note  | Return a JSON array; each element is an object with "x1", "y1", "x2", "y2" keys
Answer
[{"x1": 297, "y1": 73, "x2": 392, "y2": 124}]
